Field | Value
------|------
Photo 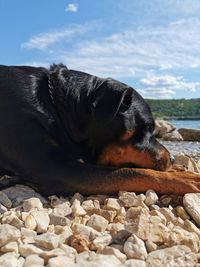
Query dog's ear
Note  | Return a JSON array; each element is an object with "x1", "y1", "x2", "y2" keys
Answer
[{"x1": 90, "y1": 78, "x2": 132, "y2": 125}]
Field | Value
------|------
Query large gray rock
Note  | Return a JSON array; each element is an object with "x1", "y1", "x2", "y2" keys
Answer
[
  {"x1": 178, "y1": 128, "x2": 200, "y2": 141},
  {"x1": 154, "y1": 120, "x2": 176, "y2": 138}
]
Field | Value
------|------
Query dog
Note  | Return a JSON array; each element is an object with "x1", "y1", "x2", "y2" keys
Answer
[{"x1": 0, "y1": 63, "x2": 199, "y2": 195}]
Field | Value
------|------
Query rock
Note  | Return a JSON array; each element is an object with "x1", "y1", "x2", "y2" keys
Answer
[
  {"x1": 176, "y1": 206, "x2": 190, "y2": 220},
  {"x1": 0, "y1": 241, "x2": 18, "y2": 253},
  {"x1": 34, "y1": 232, "x2": 60, "y2": 249},
  {"x1": 125, "y1": 207, "x2": 150, "y2": 240},
  {"x1": 24, "y1": 255, "x2": 44, "y2": 267},
  {"x1": 178, "y1": 128, "x2": 200, "y2": 141},
  {"x1": 148, "y1": 215, "x2": 169, "y2": 244},
  {"x1": 124, "y1": 234, "x2": 147, "y2": 260},
  {"x1": 2, "y1": 185, "x2": 45, "y2": 207},
  {"x1": 183, "y1": 193, "x2": 200, "y2": 226},
  {"x1": 40, "y1": 248, "x2": 66, "y2": 263},
  {"x1": 49, "y1": 213, "x2": 71, "y2": 226},
  {"x1": 0, "y1": 224, "x2": 21, "y2": 247},
  {"x1": 0, "y1": 252, "x2": 24, "y2": 267},
  {"x1": 0, "y1": 203, "x2": 7, "y2": 213},
  {"x1": 89, "y1": 208, "x2": 117, "y2": 222},
  {"x1": 53, "y1": 202, "x2": 72, "y2": 217},
  {"x1": 165, "y1": 226, "x2": 199, "y2": 252},
  {"x1": 146, "y1": 245, "x2": 197, "y2": 267},
  {"x1": 24, "y1": 214, "x2": 37, "y2": 230},
  {"x1": 174, "y1": 154, "x2": 195, "y2": 172},
  {"x1": 19, "y1": 244, "x2": 43, "y2": 257},
  {"x1": 87, "y1": 214, "x2": 109, "y2": 232},
  {"x1": 104, "y1": 198, "x2": 122, "y2": 211},
  {"x1": 47, "y1": 256, "x2": 74, "y2": 267},
  {"x1": 124, "y1": 259, "x2": 146, "y2": 267},
  {"x1": 145, "y1": 190, "x2": 158, "y2": 206},
  {"x1": 119, "y1": 191, "x2": 145, "y2": 207},
  {"x1": 81, "y1": 200, "x2": 95, "y2": 211},
  {"x1": 31, "y1": 210, "x2": 50, "y2": 233},
  {"x1": 184, "y1": 219, "x2": 200, "y2": 238},
  {"x1": 154, "y1": 120, "x2": 176, "y2": 138},
  {"x1": 145, "y1": 240, "x2": 157, "y2": 253},
  {"x1": 72, "y1": 223, "x2": 100, "y2": 242},
  {"x1": 98, "y1": 246, "x2": 127, "y2": 263},
  {"x1": 23, "y1": 197, "x2": 43, "y2": 212},
  {"x1": 72, "y1": 199, "x2": 87, "y2": 216},
  {"x1": 59, "y1": 243, "x2": 77, "y2": 259},
  {"x1": 91, "y1": 234, "x2": 112, "y2": 250},
  {"x1": 69, "y1": 234, "x2": 89, "y2": 253},
  {"x1": 158, "y1": 207, "x2": 176, "y2": 222},
  {"x1": 71, "y1": 192, "x2": 84, "y2": 204},
  {"x1": 162, "y1": 130, "x2": 183, "y2": 141},
  {"x1": 0, "y1": 191, "x2": 12, "y2": 208},
  {"x1": 21, "y1": 227, "x2": 37, "y2": 238}
]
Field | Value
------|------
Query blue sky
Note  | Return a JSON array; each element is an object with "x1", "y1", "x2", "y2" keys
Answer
[{"x1": 1, "y1": 0, "x2": 200, "y2": 99}]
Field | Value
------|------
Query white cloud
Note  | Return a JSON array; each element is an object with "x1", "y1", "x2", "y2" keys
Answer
[
  {"x1": 21, "y1": 24, "x2": 92, "y2": 51},
  {"x1": 139, "y1": 74, "x2": 200, "y2": 98},
  {"x1": 65, "y1": 3, "x2": 78, "y2": 13}
]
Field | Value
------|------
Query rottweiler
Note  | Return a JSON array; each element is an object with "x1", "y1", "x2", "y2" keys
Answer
[{"x1": 0, "y1": 63, "x2": 200, "y2": 195}]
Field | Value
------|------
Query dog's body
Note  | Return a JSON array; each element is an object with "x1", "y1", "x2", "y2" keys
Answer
[{"x1": 0, "y1": 64, "x2": 199, "y2": 195}]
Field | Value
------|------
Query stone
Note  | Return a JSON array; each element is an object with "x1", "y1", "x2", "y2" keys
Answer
[
  {"x1": 19, "y1": 244, "x2": 43, "y2": 257},
  {"x1": 124, "y1": 259, "x2": 146, "y2": 267},
  {"x1": 184, "y1": 219, "x2": 200, "y2": 238},
  {"x1": 174, "y1": 154, "x2": 195, "y2": 172},
  {"x1": 87, "y1": 214, "x2": 109, "y2": 232},
  {"x1": 59, "y1": 243, "x2": 77, "y2": 259},
  {"x1": 154, "y1": 120, "x2": 176, "y2": 138},
  {"x1": 146, "y1": 245, "x2": 197, "y2": 267},
  {"x1": 24, "y1": 255, "x2": 44, "y2": 267},
  {"x1": 148, "y1": 215, "x2": 169, "y2": 244},
  {"x1": 0, "y1": 191, "x2": 12, "y2": 208},
  {"x1": 1, "y1": 212, "x2": 24, "y2": 228},
  {"x1": 71, "y1": 192, "x2": 84, "y2": 204},
  {"x1": 25, "y1": 214, "x2": 37, "y2": 230},
  {"x1": 0, "y1": 203, "x2": 7, "y2": 213},
  {"x1": 52, "y1": 202, "x2": 72, "y2": 217},
  {"x1": 31, "y1": 210, "x2": 50, "y2": 233},
  {"x1": 72, "y1": 199, "x2": 87, "y2": 216},
  {"x1": 0, "y1": 252, "x2": 23, "y2": 267},
  {"x1": 125, "y1": 207, "x2": 150, "y2": 240},
  {"x1": 34, "y1": 232, "x2": 60, "y2": 249},
  {"x1": 145, "y1": 240, "x2": 157, "y2": 253},
  {"x1": 104, "y1": 198, "x2": 122, "y2": 211},
  {"x1": 176, "y1": 206, "x2": 190, "y2": 220},
  {"x1": 98, "y1": 246, "x2": 127, "y2": 263},
  {"x1": 124, "y1": 234, "x2": 147, "y2": 260},
  {"x1": 76, "y1": 252, "x2": 121, "y2": 266},
  {"x1": 23, "y1": 197, "x2": 43, "y2": 212},
  {"x1": 0, "y1": 241, "x2": 18, "y2": 253},
  {"x1": 0, "y1": 224, "x2": 21, "y2": 247},
  {"x1": 47, "y1": 256, "x2": 74, "y2": 267},
  {"x1": 162, "y1": 130, "x2": 183, "y2": 141},
  {"x1": 165, "y1": 226, "x2": 199, "y2": 252},
  {"x1": 89, "y1": 208, "x2": 117, "y2": 222},
  {"x1": 49, "y1": 213, "x2": 71, "y2": 226},
  {"x1": 2, "y1": 185, "x2": 45, "y2": 207},
  {"x1": 69, "y1": 234, "x2": 89, "y2": 253},
  {"x1": 21, "y1": 227, "x2": 37, "y2": 238},
  {"x1": 81, "y1": 200, "x2": 95, "y2": 211},
  {"x1": 183, "y1": 193, "x2": 200, "y2": 226},
  {"x1": 119, "y1": 191, "x2": 145, "y2": 207},
  {"x1": 145, "y1": 190, "x2": 158, "y2": 206},
  {"x1": 178, "y1": 128, "x2": 200, "y2": 141},
  {"x1": 72, "y1": 223, "x2": 100, "y2": 242},
  {"x1": 40, "y1": 248, "x2": 66, "y2": 263},
  {"x1": 158, "y1": 207, "x2": 176, "y2": 222},
  {"x1": 91, "y1": 233, "x2": 112, "y2": 250}
]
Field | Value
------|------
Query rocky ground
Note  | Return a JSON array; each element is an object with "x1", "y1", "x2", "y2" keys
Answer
[
  {"x1": 0, "y1": 119, "x2": 200, "y2": 267},
  {"x1": 0, "y1": 150, "x2": 200, "y2": 267}
]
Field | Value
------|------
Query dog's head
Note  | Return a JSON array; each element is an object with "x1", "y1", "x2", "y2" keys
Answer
[{"x1": 50, "y1": 65, "x2": 173, "y2": 171}]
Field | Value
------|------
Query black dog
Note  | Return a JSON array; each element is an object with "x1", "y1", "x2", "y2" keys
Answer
[{"x1": 0, "y1": 63, "x2": 199, "y2": 195}]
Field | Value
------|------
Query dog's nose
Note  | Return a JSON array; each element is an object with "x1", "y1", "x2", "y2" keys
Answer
[{"x1": 170, "y1": 155, "x2": 175, "y2": 164}]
